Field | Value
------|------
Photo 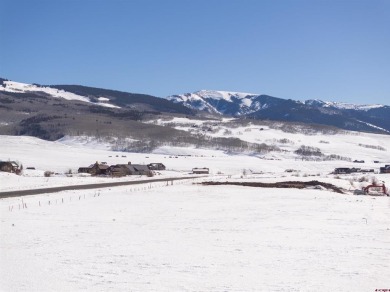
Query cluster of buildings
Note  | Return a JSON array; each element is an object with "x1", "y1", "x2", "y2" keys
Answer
[
  {"x1": 333, "y1": 164, "x2": 390, "y2": 174},
  {"x1": 0, "y1": 159, "x2": 210, "y2": 177},
  {"x1": 78, "y1": 162, "x2": 166, "y2": 177},
  {"x1": 333, "y1": 167, "x2": 374, "y2": 174}
]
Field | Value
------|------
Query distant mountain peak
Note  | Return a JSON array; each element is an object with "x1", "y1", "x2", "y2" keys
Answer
[
  {"x1": 166, "y1": 90, "x2": 389, "y2": 133},
  {"x1": 167, "y1": 90, "x2": 265, "y2": 116},
  {"x1": 193, "y1": 90, "x2": 258, "y2": 101}
]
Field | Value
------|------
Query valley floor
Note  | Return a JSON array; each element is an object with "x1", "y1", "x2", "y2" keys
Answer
[{"x1": 1, "y1": 134, "x2": 390, "y2": 291}]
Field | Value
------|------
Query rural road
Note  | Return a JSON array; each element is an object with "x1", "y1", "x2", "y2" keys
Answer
[{"x1": 0, "y1": 176, "x2": 202, "y2": 199}]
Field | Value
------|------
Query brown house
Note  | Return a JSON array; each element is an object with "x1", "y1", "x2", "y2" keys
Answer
[
  {"x1": 108, "y1": 163, "x2": 151, "y2": 176},
  {"x1": 78, "y1": 162, "x2": 110, "y2": 175},
  {"x1": 0, "y1": 161, "x2": 21, "y2": 174},
  {"x1": 108, "y1": 164, "x2": 131, "y2": 177}
]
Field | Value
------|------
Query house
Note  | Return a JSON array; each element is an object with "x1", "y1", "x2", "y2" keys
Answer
[
  {"x1": 108, "y1": 163, "x2": 151, "y2": 176},
  {"x1": 192, "y1": 167, "x2": 209, "y2": 174},
  {"x1": 78, "y1": 162, "x2": 110, "y2": 175},
  {"x1": 131, "y1": 164, "x2": 151, "y2": 175},
  {"x1": 108, "y1": 164, "x2": 130, "y2": 177},
  {"x1": 0, "y1": 161, "x2": 20, "y2": 174},
  {"x1": 333, "y1": 167, "x2": 354, "y2": 174},
  {"x1": 380, "y1": 165, "x2": 390, "y2": 174},
  {"x1": 333, "y1": 167, "x2": 373, "y2": 174},
  {"x1": 78, "y1": 167, "x2": 92, "y2": 174},
  {"x1": 333, "y1": 167, "x2": 359, "y2": 174},
  {"x1": 147, "y1": 163, "x2": 166, "y2": 170}
]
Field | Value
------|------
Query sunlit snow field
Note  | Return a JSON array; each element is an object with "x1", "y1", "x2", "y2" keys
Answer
[
  {"x1": 1, "y1": 182, "x2": 389, "y2": 291},
  {"x1": 1, "y1": 122, "x2": 390, "y2": 291}
]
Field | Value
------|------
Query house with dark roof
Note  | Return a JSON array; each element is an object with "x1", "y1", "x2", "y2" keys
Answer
[
  {"x1": 108, "y1": 163, "x2": 151, "y2": 177},
  {"x1": 131, "y1": 164, "x2": 151, "y2": 175},
  {"x1": 148, "y1": 163, "x2": 166, "y2": 170},
  {"x1": 333, "y1": 167, "x2": 360, "y2": 174},
  {"x1": 192, "y1": 167, "x2": 209, "y2": 174},
  {"x1": 78, "y1": 162, "x2": 110, "y2": 175},
  {"x1": 380, "y1": 165, "x2": 390, "y2": 174},
  {"x1": 0, "y1": 161, "x2": 20, "y2": 174},
  {"x1": 108, "y1": 164, "x2": 131, "y2": 177}
]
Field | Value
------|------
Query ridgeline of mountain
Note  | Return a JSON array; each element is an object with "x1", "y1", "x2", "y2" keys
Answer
[
  {"x1": 167, "y1": 90, "x2": 390, "y2": 133},
  {"x1": 0, "y1": 78, "x2": 389, "y2": 138},
  {"x1": 48, "y1": 84, "x2": 194, "y2": 114},
  {"x1": 0, "y1": 79, "x2": 196, "y2": 142}
]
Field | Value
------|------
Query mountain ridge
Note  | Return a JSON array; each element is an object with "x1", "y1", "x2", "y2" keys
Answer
[
  {"x1": 167, "y1": 89, "x2": 386, "y2": 113},
  {"x1": 166, "y1": 90, "x2": 390, "y2": 133},
  {"x1": 1, "y1": 78, "x2": 389, "y2": 134}
]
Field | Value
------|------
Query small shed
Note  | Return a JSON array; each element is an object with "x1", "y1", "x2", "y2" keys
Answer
[
  {"x1": 148, "y1": 163, "x2": 166, "y2": 170},
  {"x1": 380, "y1": 165, "x2": 390, "y2": 174},
  {"x1": 192, "y1": 167, "x2": 209, "y2": 174}
]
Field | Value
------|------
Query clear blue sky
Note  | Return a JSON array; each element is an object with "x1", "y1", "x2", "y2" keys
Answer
[{"x1": 1, "y1": 0, "x2": 389, "y2": 104}]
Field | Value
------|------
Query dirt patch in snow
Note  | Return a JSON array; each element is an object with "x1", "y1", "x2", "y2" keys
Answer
[{"x1": 201, "y1": 180, "x2": 345, "y2": 194}]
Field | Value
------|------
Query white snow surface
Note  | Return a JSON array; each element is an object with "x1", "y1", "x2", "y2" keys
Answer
[
  {"x1": 324, "y1": 101, "x2": 384, "y2": 111},
  {"x1": 2, "y1": 182, "x2": 389, "y2": 291},
  {"x1": 153, "y1": 117, "x2": 390, "y2": 164},
  {"x1": 0, "y1": 81, "x2": 90, "y2": 103},
  {"x1": 1, "y1": 127, "x2": 390, "y2": 291},
  {"x1": 304, "y1": 99, "x2": 385, "y2": 111},
  {"x1": 0, "y1": 81, "x2": 120, "y2": 108},
  {"x1": 193, "y1": 90, "x2": 257, "y2": 101}
]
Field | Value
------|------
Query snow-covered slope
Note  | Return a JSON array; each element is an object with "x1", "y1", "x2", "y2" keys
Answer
[
  {"x1": 304, "y1": 99, "x2": 384, "y2": 111},
  {"x1": 0, "y1": 81, "x2": 90, "y2": 102},
  {"x1": 0, "y1": 80, "x2": 120, "y2": 108},
  {"x1": 152, "y1": 117, "x2": 390, "y2": 162}
]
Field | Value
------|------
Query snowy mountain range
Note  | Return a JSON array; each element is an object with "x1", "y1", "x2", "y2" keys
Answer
[
  {"x1": 167, "y1": 90, "x2": 386, "y2": 115},
  {"x1": 1, "y1": 78, "x2": 389, "y2": 134},
  {"x1": 167, "y1": 90, "x2": 390, "y2": 133}
]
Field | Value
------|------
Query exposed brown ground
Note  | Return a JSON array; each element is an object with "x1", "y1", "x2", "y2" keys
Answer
[{"x1": 201, "y1": 180, "x2": 345, "y2": 194}]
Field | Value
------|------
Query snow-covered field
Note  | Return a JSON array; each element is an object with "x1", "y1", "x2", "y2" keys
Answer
[
  {"x1": 1, "y1": 123, "x2": 390, "y2": 291},
  {"x1": 1, "y1": 181, "x2": 389, "y2": 291}
]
